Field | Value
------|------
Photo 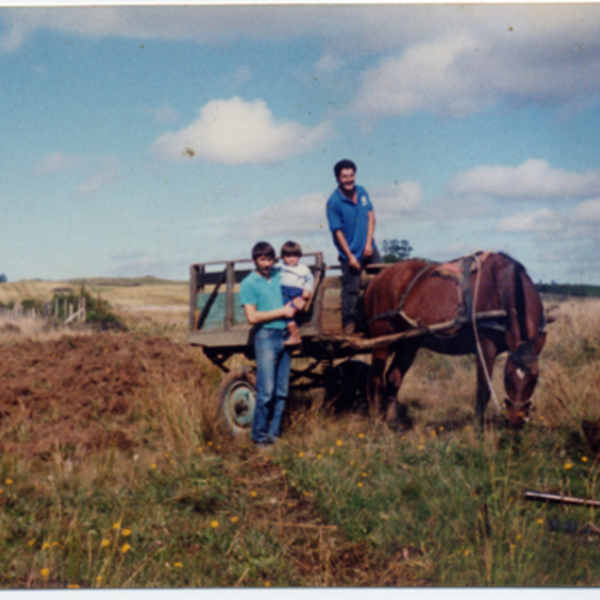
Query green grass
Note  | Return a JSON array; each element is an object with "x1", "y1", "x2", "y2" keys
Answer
[
  {"x1": 3, "y1": 297, "x2": 600, "y2": 587},
  {"x1": 2, "y1": 413, "x2": 600, "y2": 587}
]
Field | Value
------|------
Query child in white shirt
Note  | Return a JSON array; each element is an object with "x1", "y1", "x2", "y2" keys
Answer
[{"x1": 279, "y1": 241, "x2": 315, "y2": 347}]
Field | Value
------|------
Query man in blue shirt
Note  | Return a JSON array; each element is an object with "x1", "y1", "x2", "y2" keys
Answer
[
  {"x1": 326, "y1": 159, "x2": 381, "y2": 335},
  {"x1": 240, "y1": 241, "x2": 297, "y2": 446}
]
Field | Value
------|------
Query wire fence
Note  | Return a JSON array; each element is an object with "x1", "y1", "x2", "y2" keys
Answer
[{"x1": 0, "y1": 297, "x2": 86, "y2": 324}]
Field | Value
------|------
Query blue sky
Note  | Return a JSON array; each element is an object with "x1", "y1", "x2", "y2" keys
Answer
[{"x1": 2, "y1": 4, "x2": 600, "y2": 284}]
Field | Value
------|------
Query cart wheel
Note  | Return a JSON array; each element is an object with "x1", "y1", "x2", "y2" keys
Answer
[
  {"x1": 216, "y1": 366, "x2": 257, "y2": 436},
  {"x1": 325, "y1": 359, "x2": 370, "y2": 415}
]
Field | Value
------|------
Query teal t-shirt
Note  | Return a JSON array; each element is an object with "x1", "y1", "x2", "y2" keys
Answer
[{"x1": 239, "y1": 269, "x2": 287, "y2": 330}]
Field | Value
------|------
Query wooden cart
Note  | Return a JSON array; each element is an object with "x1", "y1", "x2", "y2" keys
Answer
[{"x1": 187, "y1": 252, "x2": 373, "y2": 434}]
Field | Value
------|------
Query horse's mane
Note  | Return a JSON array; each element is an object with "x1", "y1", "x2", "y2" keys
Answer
[{"x1": 497, "y1": 252, "x2": 531, "y2": 345}]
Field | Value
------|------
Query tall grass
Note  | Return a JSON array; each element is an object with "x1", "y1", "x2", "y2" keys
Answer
[{"x1": 2, "y1": 298, "x2": 600, "y2": 587}]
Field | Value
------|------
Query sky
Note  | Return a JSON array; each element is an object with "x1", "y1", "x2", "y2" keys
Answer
[{"x1": 2, "y1": 3, "x2": 600, "y2": 284}]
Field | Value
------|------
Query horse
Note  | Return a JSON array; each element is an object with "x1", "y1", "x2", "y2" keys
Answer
[{"x1": 363, "y1": 252, "x2": 546, "y2": 429}]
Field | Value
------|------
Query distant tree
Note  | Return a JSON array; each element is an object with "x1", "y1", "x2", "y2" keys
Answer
[
  {"x1": 381, "y1": 239, "x2": 413, "y2": 263},
  {"x1": 0, "y1": 274, "x2": 6, "y2": 283}
]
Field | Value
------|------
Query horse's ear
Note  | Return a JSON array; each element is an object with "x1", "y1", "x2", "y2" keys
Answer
[{"x1": 533, "y1": 332, "x2": 547, "y2": 355}]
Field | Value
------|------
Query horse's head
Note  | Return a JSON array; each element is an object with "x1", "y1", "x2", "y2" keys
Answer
[{"x1": 503, "y1": 336, "x2": 545, "y2": 427}]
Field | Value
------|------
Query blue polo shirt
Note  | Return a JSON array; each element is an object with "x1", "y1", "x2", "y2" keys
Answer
[
  {"x1": 326, "y1": 184, "x2": 375, "y2": 262},
  {"x1": 239, "y1": 269, "x2": 287, "y2": 330}
]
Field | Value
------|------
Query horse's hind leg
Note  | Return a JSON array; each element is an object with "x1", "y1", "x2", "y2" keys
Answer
[{"x1": 475, "y1": 337, "x2": 497, "y2": 428}]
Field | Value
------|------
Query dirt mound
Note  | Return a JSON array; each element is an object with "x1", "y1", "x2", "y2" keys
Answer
[{"x1": 0, "y1": 333, "x2": 202, "y2": 459}]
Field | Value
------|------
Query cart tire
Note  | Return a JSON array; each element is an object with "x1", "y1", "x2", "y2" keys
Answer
[{"x1": 216, "y1": 367, "x2": 257, "y2": 436}]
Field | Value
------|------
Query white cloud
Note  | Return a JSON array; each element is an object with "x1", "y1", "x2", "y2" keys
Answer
[
  {"x1": 497, "y1": 207, "x2": 564, "y2": 234},
  {"x1": 34, "y1": 151, "x2": 82, "y2": 174},
  {"x1": 573, "y1": 198, "x2": 600, "y2": 222},
  {"x1": 448, "y1": 159, "x2": 600, "y2": 202},
  {"x1": 153, "y1": 97, "x2": 333, "y2": 165},
  {"x1": 142, "y1": 102, "x2": 179, "y2": 125},
  {"x1": 373, "y1": 181, "x2": 423, "y2": 220},
  {"x1": 4, "y1": 5, "x2": 600, "y2": 121},
  {"x1": 353, "y1": 34, "x2": 489, "y2": 119},
  {"x1": 241, "y1": 193, "x2": 329, "y2": 240},
  {"x1": 315, "y1": 53, "x2": 345, "y2": 75},
  {"x1": 76, "y1": 165, "x2": 119, "y2": 196}
]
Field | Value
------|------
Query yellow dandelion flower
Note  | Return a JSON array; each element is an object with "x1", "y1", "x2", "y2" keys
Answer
[
  {"x1": 582, "y1": 456, "x2": 589, "y2": 463},
  {"x1": 5, "y1": 479, "x2": 13, "y2": 485},
  {"x1": 0, "y1": 489, "x2": 3, "y2": 494},
  {"x1": 265, "y1": 581, "x2": 271, "y2": 587},
  {"x1": 431, "y1": 429, "x2": 437, "y2": 437},
  {"x1": 350, "y1": 461, "x2": 355, "y2": 466},
  {"x1": 298, "y1": 452, "x2": 304, "y2": 458},
  {"x1": 28, "y1": 540, "x2": 35, "y2": 546},
  {"x1": 231, "y1": 516, "x2": 239, "y2": 523},
  {"x1": 101, "y1": 539, "x2": 110, "y2": 547},
  {"x1": 564, "y1": 463, "x2": 573, "y2": 470},
  {"x1": 42, "y1": 542, "x2": 51, "y2": 550},
  {"x1": 418, "y1": 445, "x2": 424, "y2": 451},
  {"x1": 329, "y1": 449, "x2": 334, "y2": 455},
  {"x1": 210, "y1": 520, "x2": 219, "y2": 529},
  {"x1": 68, "y1": 584, "x2": 81, "y2": 589},
  {"x1": 96, "y1": 576, "x2": 103, "y2": 582},
  {"x1": 174, "y1": 562, "x2": 183, "y2": 568},
  {"x1": 361, "y1": 472, "x2": 367, "y2": 477},
  {"x1": 207, "y1": 441, "x2": 213, "y2": 447},
  {"x1": 358, "y1": 482, "x2": 363, "y2": 487},
  {"x1": 464, "y1": 550, "x2": 469, "y2": 556},
  {"x1": 317, "y1": 454, "x2": 322, "y2": 459},
  {"x1": 122, "y1": 529, "x2": 132, "y2": 537},
  {"x1": 150, "y1": 463, "x2": 157, "y2": 469},
  {"x1": 336, "y1": 440, "x2": 343, "y2": 446},
  {"x1": 439, "y1": 426, "x2": 444, "y2": 432},
  {"x1": 537, "y1": 519, "x2": 544, "y2": 525},
  {"x1": 509, "y1": 544, "x2": 516, "y2": 551},
  {"x1": 121, "y1": 543, "x2": 131, "y2": 554},
  {"x1": 40, "y1": 568, "x2": 49, "y2": 578},
  {"x1": 112, "y1": 522, "x2": 121, "y2": 530},
  {"x1": 165, "y1": 453, "x2": 171, "y2": 457},
  {"x1": 198, "y1": 447, "x2": 203, "y2": 452},
  {"x1": 250, "y1": 491, "x2": 257, "y2": 498},
  {"x1": 358, "y1": 433, "x2": 365, "y2": 439},
  {"x1": 465, "y1": 425, "x2": 471, "y2": 431},
  {"x1": 52, "y1": 542, "x2": 59, "y2": 547},
  {"x1": 516, "y1": 534, "x2": 522, "y2": 540}
]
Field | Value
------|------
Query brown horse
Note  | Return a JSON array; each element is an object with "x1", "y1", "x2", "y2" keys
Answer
[{"x1": 363, "y1": 252, "x2": 546, "y2": 428}]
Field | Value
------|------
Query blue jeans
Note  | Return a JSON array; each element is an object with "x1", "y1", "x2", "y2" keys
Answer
[
  {"x1": 340, "y1": 246, "x2": 382, "y2": 327},
  {"x1": 252, "y1": 328, "x2": 291, "y2": 444}
]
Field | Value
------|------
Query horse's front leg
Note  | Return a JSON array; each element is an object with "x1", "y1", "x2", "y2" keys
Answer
[
  {"x1": 384, "y1": 343, "x2": 418, "y2": 429},
  {"x1": 368, "y1": 347, "x2": 388, "y2": 420},
  {"x1": 475, "y1": 336, "x2": 497, "y2": 428}
]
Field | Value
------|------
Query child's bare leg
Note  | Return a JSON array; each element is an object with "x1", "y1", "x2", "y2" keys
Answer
[{"x1": 284, "y1": 321, "x2": 301, "y2": 346}]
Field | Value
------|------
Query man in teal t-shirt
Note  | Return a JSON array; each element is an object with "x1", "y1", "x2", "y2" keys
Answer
[{"x1": 240, "y1": 241, "x2": 296, "y2": 446}]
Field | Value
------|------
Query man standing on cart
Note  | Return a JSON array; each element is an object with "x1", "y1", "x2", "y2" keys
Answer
[
  {"x1": 240, "y1": 241, "x2": 297, "y2": 447},
  {"x1": 326, "y1": 159, "x2": 381, "y2": 335}
]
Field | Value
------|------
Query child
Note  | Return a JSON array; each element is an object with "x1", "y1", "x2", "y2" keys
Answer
[{"x1": 278, "y1": 241, "x2": 315, "y2": 347}]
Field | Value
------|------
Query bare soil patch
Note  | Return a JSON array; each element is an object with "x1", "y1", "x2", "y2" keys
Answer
[{"x1": 0, "y1": 333, "x2": 202, "y2": 459}]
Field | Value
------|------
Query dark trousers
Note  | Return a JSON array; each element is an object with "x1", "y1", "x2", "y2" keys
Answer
[{"x1": 340, "y1": 247, "x2": 382, "y2": 328}]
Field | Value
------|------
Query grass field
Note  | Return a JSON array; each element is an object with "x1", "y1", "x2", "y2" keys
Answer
[{"x1": 1, "y1": 284, "x2": 600, "y2": 587}]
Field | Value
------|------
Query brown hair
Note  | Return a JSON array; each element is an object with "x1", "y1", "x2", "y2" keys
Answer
[{"x1": 281, "y1": 240, "x2": 302, "y2": 258}]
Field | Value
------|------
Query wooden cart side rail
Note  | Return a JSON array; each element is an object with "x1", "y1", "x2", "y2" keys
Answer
[{"x1": 335, "y1": 309, "x2": 508, "y2": 351}]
